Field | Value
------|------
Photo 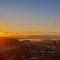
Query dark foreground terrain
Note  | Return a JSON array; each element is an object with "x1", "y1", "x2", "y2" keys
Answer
[{"x1": 0, "y1": 37, "x2": 60, "y2": 60}]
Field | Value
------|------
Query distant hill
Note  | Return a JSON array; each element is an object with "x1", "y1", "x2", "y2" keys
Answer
[
  {"x1": 17, "y1": 35, "x2": 60, "y2": 40},
  {"x1": 0, "y1": 37, "x2": 60, "y2": 60},
  {"x1": 0, "y1": 37, "x2": 19, "y2": 45}
]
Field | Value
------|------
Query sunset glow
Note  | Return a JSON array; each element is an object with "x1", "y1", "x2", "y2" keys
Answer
[
  {"x1": 0, "y1": 0, "x2": 59, "y2": 35},
  {"x1": 0, "y1": 32, "x2": 17, "y2": 36}
]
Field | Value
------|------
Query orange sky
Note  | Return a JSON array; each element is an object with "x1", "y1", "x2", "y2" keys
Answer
[
  {"x1": 0, "y1": 0, "x2": 60, "y2": 36},
  {"x1": 0, "y1": 32, "x2": 60, "y2": 37}
]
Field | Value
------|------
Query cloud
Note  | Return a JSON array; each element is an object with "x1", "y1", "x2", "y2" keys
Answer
[{"x1": 0, "y1": 23, "x2": 8, "y2": 32}]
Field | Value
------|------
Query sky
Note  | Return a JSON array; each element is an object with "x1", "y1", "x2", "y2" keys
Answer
[{"x1": 0, "y1": 0, "x2": 60, "y2": 35}]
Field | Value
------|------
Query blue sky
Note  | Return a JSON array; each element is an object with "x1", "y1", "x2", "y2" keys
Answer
[{"x1": 0, "y1": 0, "x2": 60, "y2": 34}]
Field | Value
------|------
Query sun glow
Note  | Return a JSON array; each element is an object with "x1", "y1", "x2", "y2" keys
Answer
[
  {"x1": 0, "y1": 32, "x2": 17, "y2": 37},
  {"x1": 0, "y1": 31, "x2": 59, "y2": 37},
  {"x1": 0, "y1": 32, "x2": 7, "y2": 36}
]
